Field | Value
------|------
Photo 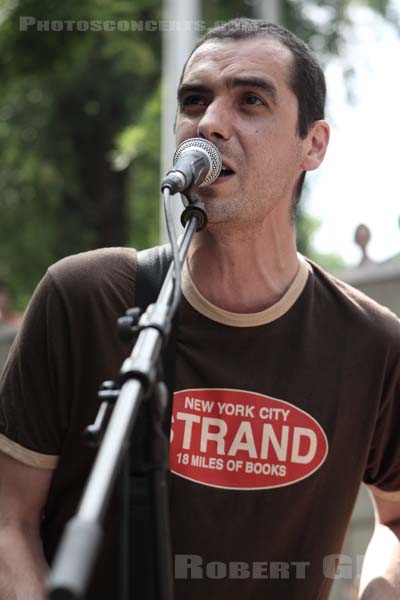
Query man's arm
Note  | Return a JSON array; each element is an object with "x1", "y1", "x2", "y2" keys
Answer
[
  {"x1": 0, "y1": 450, "x2": 53, "y2": 600},
  {"x1": 358, "y1": 486, "x2": 400, "y2": 599}
]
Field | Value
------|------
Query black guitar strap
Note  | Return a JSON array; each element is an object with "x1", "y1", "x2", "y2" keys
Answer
[{"x1": 135, "y1": 243, "x2": 176, "y2": 416}]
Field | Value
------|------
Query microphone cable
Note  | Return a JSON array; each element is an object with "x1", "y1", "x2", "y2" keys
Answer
[{"x1": 162, "y1": 186, "x2": 182, "y2": 317}]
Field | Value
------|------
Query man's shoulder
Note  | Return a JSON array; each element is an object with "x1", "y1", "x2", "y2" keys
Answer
[
  {"x1": 44, "y1": 245, "x2": 174, "y2": 310},
  {"x1": 49, "y1": 247, "x2": 137, "y2": 283},
  {"x1": 42, "y1": 247, "x2": 138, "y2": 309},
  {"x1": 307, "y1": 258, "x2": 400, "y2": 351}
]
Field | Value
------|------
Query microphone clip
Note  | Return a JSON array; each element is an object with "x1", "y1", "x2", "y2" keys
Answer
[{"x1": 180, "y1": 191, "x2": 208, "y2": 231}]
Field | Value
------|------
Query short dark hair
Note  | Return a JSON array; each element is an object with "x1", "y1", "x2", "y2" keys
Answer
[{"x1": 179, "y1": 18, "x2": 327, "y2": 204}]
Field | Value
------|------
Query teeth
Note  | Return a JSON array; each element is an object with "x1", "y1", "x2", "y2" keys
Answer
[{"x1": 218, "y1": 164, "x2": 234, "y2": 178}]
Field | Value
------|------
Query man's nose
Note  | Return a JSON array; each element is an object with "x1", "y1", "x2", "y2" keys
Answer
[{"x1": 197, "y1": 99, "x2": 232, "y2": 142}]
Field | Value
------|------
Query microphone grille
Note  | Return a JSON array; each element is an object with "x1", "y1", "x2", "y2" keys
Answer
[{"x1": 173, "y1": 137, "x2": 222, "y2": 186}]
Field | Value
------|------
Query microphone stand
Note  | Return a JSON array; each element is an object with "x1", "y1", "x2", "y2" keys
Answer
[{"x1": 47, "y1": 192, "x2": 208, "y2": 600}]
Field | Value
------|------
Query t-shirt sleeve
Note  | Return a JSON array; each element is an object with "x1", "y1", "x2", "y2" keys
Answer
[
  {"x1": 363, "y1": 351, "x2": 400, "y2": 498},
  {"x1": 0, "y1": 270, "x2": 70, "y2": 469}
]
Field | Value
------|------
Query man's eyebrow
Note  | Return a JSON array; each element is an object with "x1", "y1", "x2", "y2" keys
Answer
[{"x1": 229, "y1": 77, "x2": 278, "y2": 103}]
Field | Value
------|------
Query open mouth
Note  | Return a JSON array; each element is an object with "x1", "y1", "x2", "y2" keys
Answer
[
  {"x1": 215, "y1": 161, "x2": 236, "y2": 182},
  {"x1": 218, "y1": 166, "x2": 235, "y2": 178}
]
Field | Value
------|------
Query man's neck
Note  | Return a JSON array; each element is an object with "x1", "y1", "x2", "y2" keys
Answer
[{"x1": 187, "y1": 221, "x2": 299, "y2": 314}]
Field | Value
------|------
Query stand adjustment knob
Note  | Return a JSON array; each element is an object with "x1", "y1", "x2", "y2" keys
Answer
[
  {"x1": 83, "y1": 381, "x2": 120, "y2": 447},
  {"x1": 117, "y1": 307, "x2": 142, "y2": 342},
  {"x1": 98, "y1": 380, "x2": 120, "y2": 401}
]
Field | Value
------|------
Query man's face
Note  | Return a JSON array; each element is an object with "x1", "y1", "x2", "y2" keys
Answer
[{"x1": 176, "y1": 37, "x2": 310, "y2": 228}]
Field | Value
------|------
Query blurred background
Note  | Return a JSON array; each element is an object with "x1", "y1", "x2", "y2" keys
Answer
[{"x1": 0, "y1": 1, "x2": 399, "y2": 598}]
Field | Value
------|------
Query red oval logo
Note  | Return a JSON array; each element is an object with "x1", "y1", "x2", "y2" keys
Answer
[{"x1": 170, "y1": 389, "x2": 328, "y2": 490}]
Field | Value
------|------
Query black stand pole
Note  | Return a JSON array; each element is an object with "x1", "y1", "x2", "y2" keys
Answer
[{"x1": 47, "y1": 197, "x2": 207, "y2": 600}]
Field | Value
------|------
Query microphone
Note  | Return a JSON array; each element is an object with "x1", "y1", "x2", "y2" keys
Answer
[{"x1": 161, "y1": 137, "x2": 222, "y2": 194}]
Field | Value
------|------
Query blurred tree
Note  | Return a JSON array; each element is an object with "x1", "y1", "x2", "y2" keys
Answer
[
  {"x1": 115, "y1": 83, "x2": 162, "y2": 251},
  {"x1": 0, "y1": 0, "x2": 162, "y2": 305}
]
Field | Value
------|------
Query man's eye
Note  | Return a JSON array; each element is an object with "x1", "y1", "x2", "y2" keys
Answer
[
  {"x1": 182, "y1": 95, "x2": 206, "y2": 106},
  {"x1": 243, "y1": 95, "x2": 263, "y2": 106}
]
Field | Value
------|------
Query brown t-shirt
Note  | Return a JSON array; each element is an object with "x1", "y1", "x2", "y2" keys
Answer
[{"x1": 1, "y1": 247, "x2": 400, "y2": 600}]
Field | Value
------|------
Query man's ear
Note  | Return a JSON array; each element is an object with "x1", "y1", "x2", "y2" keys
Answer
[{"x1": 301, "y1": 120, "x2": 330, "y2": 172}]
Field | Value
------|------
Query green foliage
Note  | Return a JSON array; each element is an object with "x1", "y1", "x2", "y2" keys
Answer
[
  {"x1": 202, "y1": 0, "x2": 253, "y2": 24},
  {"x1": 296, "y1": 206, "x2": 348, "y2": 273},
  {"x1": 115, "y1": 84, "x2": 162, "y2": 250},
  {"x1": 0, "y1": 0, "x2": 162, "y2": 306},
  {"x1": 296, "y1": 206, "x2": 321, "y2": 257}
]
